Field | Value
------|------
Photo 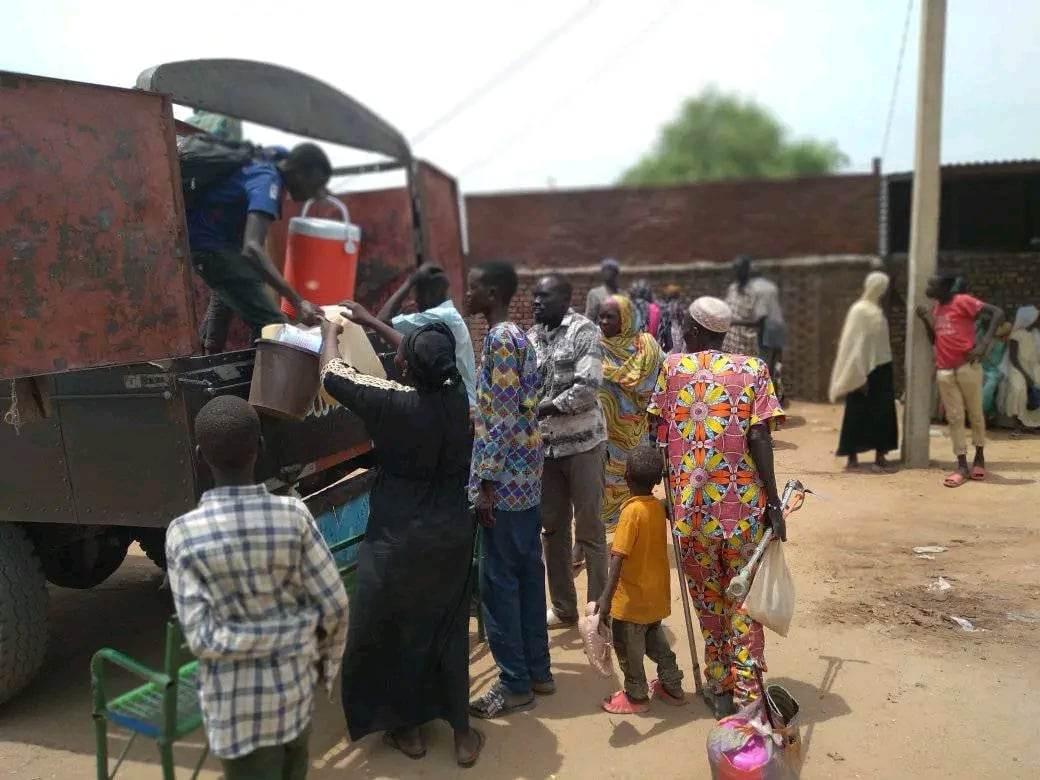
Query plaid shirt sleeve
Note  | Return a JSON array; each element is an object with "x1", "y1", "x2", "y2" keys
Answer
[
  {"x1": 166, "y1": 520, "x2": 225, "y2": 661},
  {"x1": 296, "y1": 503, "x2": 350, "y2": 696}
]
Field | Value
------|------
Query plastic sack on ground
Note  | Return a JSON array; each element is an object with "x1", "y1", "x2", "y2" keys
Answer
[
  {"x1": 578, "y1": 602, "x2": 614, "y2": 677},
  {"x1": 745, "y1": 540, "x2": 795, "y2": 637},
  {"x1": 706, "y1": 698, "x2": 802, "y2": 779}
]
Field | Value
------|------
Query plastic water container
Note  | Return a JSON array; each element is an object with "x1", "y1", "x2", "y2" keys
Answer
[{"x1": 281, "y1": 196, "x2": 361, "y2": 317}]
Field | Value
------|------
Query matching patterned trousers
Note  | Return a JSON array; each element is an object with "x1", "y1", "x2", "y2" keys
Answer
[{"x1": 679, "y1": 515, "x2": 767, "y2": 704}]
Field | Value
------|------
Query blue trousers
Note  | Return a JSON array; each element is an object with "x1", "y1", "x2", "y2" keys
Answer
[{"x1": 481, "y1": 506, "x2": 552, "y2": 695}]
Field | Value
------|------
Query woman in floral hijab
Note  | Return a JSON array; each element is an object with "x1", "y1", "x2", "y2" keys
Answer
[{"x1": 597, "y1": 294, "x2": 665, "y2": 528}]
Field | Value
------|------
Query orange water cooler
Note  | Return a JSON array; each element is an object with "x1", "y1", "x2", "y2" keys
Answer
[{"x1": 281, "y1": 196, "x2": 362, "y2": 317}]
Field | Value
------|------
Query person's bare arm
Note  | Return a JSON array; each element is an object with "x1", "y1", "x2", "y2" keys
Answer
[
  {"x1": 747, "y1": 422, "x2": 785, "y2": 541},
  {"x1": 340, "y1": 300, "x2": 402, "y2": 351},
  {"x1": 242, "y1": 212, "x2": 319, "y2": 324},
  {"x1": 319, "y1": 319, "x2": 343, "y2": 373},
  {"x1": 968, "y1": 304, "x2": 1005, "y2": 362},
  {"x1": 376, "y1": 272, "x2": 417, "y2": 324},
  {"x1": 595, "y1": 553, "x2": 625, "y2": 621},
  {"x1": 914, "y1": 305, "x2": 936, "y2": 344}
]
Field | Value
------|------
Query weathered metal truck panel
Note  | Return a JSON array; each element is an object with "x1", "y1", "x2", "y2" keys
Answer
[{"x1": 0, "y1": 72, "x2": 198, "y2": 379}]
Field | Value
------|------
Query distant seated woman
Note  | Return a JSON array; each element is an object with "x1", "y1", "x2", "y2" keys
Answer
[
  {"x1": 1000, "y1": 305, "x2": 1040, "y2": 431},
  {"x1": 319, "y1": 313, "x2": 484, "y2": 768}
]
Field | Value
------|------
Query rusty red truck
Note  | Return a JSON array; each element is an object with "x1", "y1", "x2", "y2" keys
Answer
[{"x1": 0, "y1": 60, "x2": 466, "y2": 704}]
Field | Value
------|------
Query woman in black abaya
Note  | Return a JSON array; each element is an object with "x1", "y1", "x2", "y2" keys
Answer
[{"x1": 319, "y1": 316, "x2": 483, "y2": 767}]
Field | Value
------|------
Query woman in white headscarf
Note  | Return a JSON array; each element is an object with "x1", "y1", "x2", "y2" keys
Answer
[
  {"x1": 829, "y1": 272, "x2": 899, "y2": 471},
  {"x1": 1000, "y1": 305, "x2": 1040, "y2": 430}
]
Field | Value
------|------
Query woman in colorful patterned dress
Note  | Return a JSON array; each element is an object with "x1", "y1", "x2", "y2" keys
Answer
[
  {"x1": 597, "y1": 295, "x2": 665, "y2": 530},
  {"x1": 648, "y1": 296, "x2": 785, "y2": 718}
]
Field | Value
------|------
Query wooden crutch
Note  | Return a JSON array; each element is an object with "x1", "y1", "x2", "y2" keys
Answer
[{"x1": 661, "y1": 450, "x2": 704, "y2": 696}]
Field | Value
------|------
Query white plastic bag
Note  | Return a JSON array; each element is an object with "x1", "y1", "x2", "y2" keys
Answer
[
  {"x1": 578, "y1": 602, "x2": 614, "y2": 677},
  {"x1": 745, "y1": 540, "x2": 795, "y2": 637}
]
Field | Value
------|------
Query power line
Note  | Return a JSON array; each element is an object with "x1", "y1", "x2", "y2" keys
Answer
[
  {"x1": 458, "y1": 0, "x2": 680, "y2": 179},
  {"x1": 410, "y1": 1, "x2": 603, "y2": 145},
  {"x1": 880, "y1": 0, "x2": 915, "y2": 164}
]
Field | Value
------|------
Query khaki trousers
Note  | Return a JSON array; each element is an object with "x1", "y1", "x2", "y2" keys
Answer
[
  {"x1": 541, "y1": 442, "x2": 607, "y2": 622},
  {"x1": 936, "y1": 362, "x2": 986, "y2": 456}
]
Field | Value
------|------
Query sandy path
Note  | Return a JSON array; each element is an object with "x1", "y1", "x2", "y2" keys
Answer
[{"x1": 1, "y1": 403, "x2": 1037, "y2": 779}]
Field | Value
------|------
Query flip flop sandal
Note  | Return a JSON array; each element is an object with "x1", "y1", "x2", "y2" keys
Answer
[
  {"x1": 650, "y1": 678, "x2": 687, "y2": 706},
  {"x1": 943, "y1": 471, "x2": 969, "y2": 488},
  {"x1": 970, "y1": 466, "x2": 986, "y2": 480},
  {"x1": 601, "y1": 690, "x2": 650, "y2": 714},
  {"x1": 382, "y1": 731, "x2": 426, "y2": 760},
  {"x1": 457, "y1": 727, "x2": 486, "y2": 768}
]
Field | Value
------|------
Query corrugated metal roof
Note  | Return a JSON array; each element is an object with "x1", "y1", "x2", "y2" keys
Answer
[{"x1": 887, "y1": 158, "x2": 1040, "y2": 180}]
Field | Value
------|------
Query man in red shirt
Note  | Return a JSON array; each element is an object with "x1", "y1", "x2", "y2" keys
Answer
[{"x1": 915, "y1": 274, "x2": 1004, "y2": 487}]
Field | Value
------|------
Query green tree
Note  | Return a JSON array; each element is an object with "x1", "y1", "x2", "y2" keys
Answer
[{"x1": 619, "y1": 87, "x2": 848, "y2": 186}]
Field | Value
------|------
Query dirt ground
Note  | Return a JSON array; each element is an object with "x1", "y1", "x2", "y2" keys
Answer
[{"x1": 1, "y1": 402, "x2": 1038, "y2": 779}]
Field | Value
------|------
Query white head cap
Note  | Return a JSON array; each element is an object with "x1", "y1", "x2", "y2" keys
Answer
[{"x1": 687, "y1": 296, "x2": 732, "y2": 334}]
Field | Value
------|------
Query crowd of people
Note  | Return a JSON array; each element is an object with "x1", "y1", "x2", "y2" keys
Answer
[
  {"x1": 165, "y1": 233, "x2": 1036, "y2": 775},
  {"x1": 165, "y1": 251, "x2": 789, "y2": 776}
]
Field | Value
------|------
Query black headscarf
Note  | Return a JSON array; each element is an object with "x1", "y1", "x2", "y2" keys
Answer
[{"x1": 402, "y1": 322, "x2": 462, "y2": 393}]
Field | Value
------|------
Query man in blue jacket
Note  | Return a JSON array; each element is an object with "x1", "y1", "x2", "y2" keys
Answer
[{"x1": 188, "y1": 143, "x2": 331, "y2": 353}]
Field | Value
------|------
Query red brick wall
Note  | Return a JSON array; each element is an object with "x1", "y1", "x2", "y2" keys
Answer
[
  {"x1": 464, "y1": 256, "x2": 878, "y2": 402},
  {"x1": 465, "y1": 174, "x2": 880, "y2": 268},
  {"x1": 462, "y1": 252, "x2": 1039, "y2": 403}
]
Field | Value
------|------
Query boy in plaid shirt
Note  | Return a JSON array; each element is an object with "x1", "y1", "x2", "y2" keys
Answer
[{"x1": 166, "y1": 395, "x2": 348, "y2": 779}]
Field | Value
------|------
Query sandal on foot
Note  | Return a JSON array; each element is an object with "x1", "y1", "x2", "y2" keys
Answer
[
  {"x1": 943, "y1": 471, "x2": 969, "y2": 488},
  {"x1": 601, "y1": 690, "x2": 650, "y2": 714},
  {"x1": 469, "y1": 683, "x2": 535, "y2": 719},
  {"x1": 383, "y1": 730, "x2": 426, "y2": 760},
  {"x1": 970, "y1": 465, "x2": 986, "y2": 480},
  {"x1": 650, "y1": 678, "x2": 687, "y2": 706},
  {"x1": 456, "y1": 728, "x2": 485, "y2": 768}
]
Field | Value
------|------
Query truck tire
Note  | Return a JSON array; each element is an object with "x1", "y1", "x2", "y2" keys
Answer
[
  {"x1": 40, "y1": 529, "x2": 130, "y2": 590},
  {"x1": 0, "y1": 524, "x2": 49, "y2": 706},
  {"x1": 135, "y1": 529, "x2": 167, "y2": 571}
]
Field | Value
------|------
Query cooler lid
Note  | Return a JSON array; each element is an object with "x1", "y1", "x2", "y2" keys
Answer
[{"x1": 289, "y1": 217, "x2": 361, "y2": 242}]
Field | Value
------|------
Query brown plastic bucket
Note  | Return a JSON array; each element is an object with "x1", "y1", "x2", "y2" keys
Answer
[{"x1": 248, "y1": 339, "x2": 320, "y2": 420}]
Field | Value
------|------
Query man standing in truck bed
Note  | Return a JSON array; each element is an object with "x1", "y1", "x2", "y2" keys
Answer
[{"x1": 188, "y1": 143, "x2": 332, "y2": 353}]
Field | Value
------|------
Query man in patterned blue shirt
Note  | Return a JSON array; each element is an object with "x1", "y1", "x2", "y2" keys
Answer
[
  {"x1": 465, "y1": 261, "x2": 553, "y2": 720},
  {"x1": 166, "y1": 396, "x2": 348, "y2": 778}
]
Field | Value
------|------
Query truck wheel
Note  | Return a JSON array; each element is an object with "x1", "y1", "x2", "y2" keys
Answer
[
  {"x1": 0, "y1": 524, "x2": 49, "y2": 705},
  {"x1": 40, "y1": 529, "x2": 130, "y2": 590},
  {"x1": 135, "y1": 529, "x2": 167, "y2": 571}
]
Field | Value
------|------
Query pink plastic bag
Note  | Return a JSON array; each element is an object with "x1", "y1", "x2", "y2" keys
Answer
[
  {"x1": 578, "y1": 602, "x2": 614, "y2": 677},
  {"x1": 706, "y1": 698, "x2": 802, "y2": 779}
]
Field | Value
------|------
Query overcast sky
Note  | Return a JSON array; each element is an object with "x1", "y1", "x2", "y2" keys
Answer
[{"x1": 3, "y1": 1, "x2": 1037, "y2": 193}]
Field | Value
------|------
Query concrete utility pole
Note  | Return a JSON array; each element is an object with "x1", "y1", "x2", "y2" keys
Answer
[{"x1": 903, "y1": 0, "x2": 947, "y2": 468}]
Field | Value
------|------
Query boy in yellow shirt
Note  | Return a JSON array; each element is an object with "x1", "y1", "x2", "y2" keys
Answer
[{"x1": 595, "y1": 445, "x2": 685, "y2": 714}]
